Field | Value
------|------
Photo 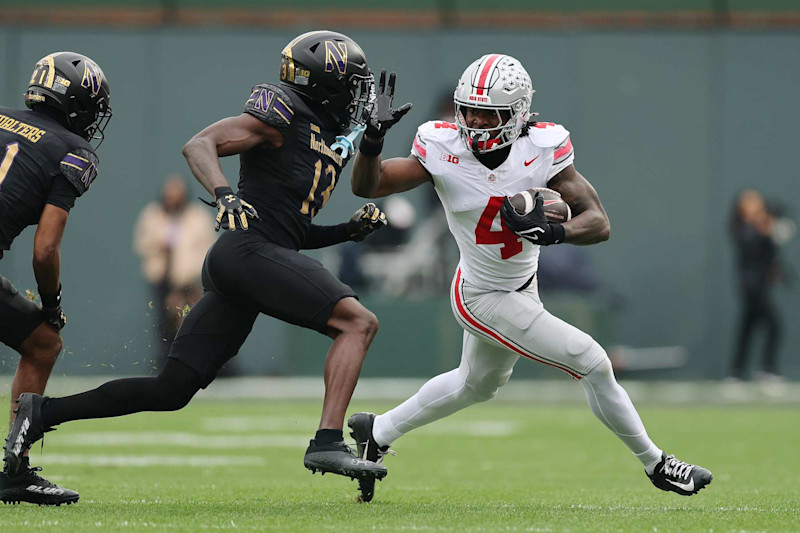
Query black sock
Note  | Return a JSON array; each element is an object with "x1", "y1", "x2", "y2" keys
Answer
[
  {"x1": 40, "y1": 359, "x2": 202, "y2": 427},
  {"x1": 314, "y1": 429, "x2": 343, "y2": 445}
]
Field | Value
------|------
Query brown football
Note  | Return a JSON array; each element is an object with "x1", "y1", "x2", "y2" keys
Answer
[{"x1": 509, "y1": 187, "x2": 572, "y2": 223}]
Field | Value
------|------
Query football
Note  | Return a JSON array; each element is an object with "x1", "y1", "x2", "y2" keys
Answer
[{"x1": 508, "y1": 187, "x2": 572, "y2": 223}]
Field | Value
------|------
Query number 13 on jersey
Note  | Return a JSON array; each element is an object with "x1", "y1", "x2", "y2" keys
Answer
[
  {"x1": 300, "y1": 159, "x2": 337, "y2": 216},
  {"x1": 475, "y1": 196, "x2": 523, "y2": 259}
]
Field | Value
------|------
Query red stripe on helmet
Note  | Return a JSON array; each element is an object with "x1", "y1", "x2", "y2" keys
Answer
[{"x1": 475, "y1": 54, "x2": 502, "y2": 96}]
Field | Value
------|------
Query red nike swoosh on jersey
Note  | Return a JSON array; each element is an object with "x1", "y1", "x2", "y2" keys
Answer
[
  {"x1": 543, "y1": 200, "x2": 560, "y2": 206},
  {"x1": 524, "y1": 156, "x2": 539, "y2": 166}
]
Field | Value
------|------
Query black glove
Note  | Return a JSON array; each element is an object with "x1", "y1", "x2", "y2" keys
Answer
[
  {"x1": 210, "y1": 186, "x2": 259, "y2": 231},
  {"x1": 500, "y1": 194, "x2": 566, "y2": 246},
  {"x1": 365, "y1": 70, "x2": 413, "y2": 139},
  {"x1": 40, "y1": 287, "x2": 66, "y2": 331},
  {"x1": 346, "y1": 203, "x2": 388, "y2": 242}
]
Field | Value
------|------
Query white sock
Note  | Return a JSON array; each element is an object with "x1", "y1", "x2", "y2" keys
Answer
[
  {"x1": 373, "y1": 368, "x2": 479, "y2": 447},
  {"x1": 580, "y1": 358, "x2": 663, "y2": 474}
]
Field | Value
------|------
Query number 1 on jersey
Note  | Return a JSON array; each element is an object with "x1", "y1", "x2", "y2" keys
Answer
[
  {"x1": 475, "y1": 196, "x2": 523, "y2": 259},
  {"x1": 0, "y1": 142, "x2": 20, "y2": 189}
]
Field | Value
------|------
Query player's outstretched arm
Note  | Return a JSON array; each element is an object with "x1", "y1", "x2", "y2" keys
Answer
[
  {"x1": 33, "y1": 204, "x2": 69, "y2": 330},
  {"x1": 351, "y1": 69, "x2": 425, "y2": 198},
  {"x1": 301, "y1": 203, "x2": 388, "y2": 249},
  {"x1": 352, "y1": 154, "x2": 432, "y2": 198},
  {"x1": 547, "y1": 165, "x2": 610, "y2": 245}
]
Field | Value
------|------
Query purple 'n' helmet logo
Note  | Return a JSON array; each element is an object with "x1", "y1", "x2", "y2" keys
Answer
[
  {"x1": 324, "y1": 41, "x2": 348, "y2": 75},
  {"x1": 81, "y1": 61, "x2": 104, "y2": 95}
]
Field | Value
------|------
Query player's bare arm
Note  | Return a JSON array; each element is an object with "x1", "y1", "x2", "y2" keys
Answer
[
  {"x1": 183, "y1": 113, "x2": 283, "y2": 195},
  {"x1": 351, "y1": 153, "x2": 432, "y2": 198},
  {"x1": 33, "y1": 204, "x2": 69, "y2": 329},
  {"x1": 183, "y1": 113, "x2": 275, "y2": 231},
  {"x1": 33, "y1": 204, "x2": 68, "y2": 301},
  {"x1": 547, "y1": 164, "x2": 610, "y2": 245}
]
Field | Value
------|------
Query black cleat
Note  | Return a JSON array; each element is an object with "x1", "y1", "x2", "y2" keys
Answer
[
  {"x1": 647, "y1": 453, "x2": 713, "y2": 496},
  {"x1": 0, "y1": 463, "x2": 79, "y2": 506},
  {"x1": 303, "y1": 439, "x2": 387, "y2": 481},
  {"x1": 348, "y1": 412, "x2": 394, "y2": 502},
  {"x1": 4, "y1": 393, "x2": 52, "y2": 477}
]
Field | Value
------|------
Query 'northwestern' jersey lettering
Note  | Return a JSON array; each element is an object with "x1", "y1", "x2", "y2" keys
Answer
[{"x1": 411, "y1": 120, "x2": 575, "y2": 291}]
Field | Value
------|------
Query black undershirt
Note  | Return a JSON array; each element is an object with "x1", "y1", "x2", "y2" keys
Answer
[{"x1": 475, "y1": 145, "x2": 511, "y2": 170}]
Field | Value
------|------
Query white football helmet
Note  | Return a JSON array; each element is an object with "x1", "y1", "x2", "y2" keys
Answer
[{"x1": 454, "y1": 54, "x2": 535, "y2": 153}]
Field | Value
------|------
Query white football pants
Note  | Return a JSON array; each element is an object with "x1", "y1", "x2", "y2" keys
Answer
[{"x1": 372, "y1": 268, "x2": 662, "y2": 469}]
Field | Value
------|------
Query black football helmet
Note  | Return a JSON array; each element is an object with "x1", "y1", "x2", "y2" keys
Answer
[
  {"x1": 25, "y1": 52, "x2": 112, "y2": 146},
  {"x1": 279, "y1": 30, "x2": 373, "y2": 131}
]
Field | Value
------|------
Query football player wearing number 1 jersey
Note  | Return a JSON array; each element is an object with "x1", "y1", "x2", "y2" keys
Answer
[
  {"x1": 348, "y1": 54, "x2": 712, "y2": 502},
  {"x1": 0, "y1": 52, "x2": 111, "y2": 506},
  {"x1": 4, "y1": 31, "x2": 408, "y2": 491}
]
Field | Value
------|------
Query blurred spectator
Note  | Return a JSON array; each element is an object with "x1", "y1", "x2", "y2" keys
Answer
[
  {"x1": 338, "y1": 196, "x2": 417, "y2": 293},
  {"x1": 133, "y1": 174, "x2": 216, "y2": 367},
  {"x1": 729, "y1": 189, "x2": 795, "y2": 381}
]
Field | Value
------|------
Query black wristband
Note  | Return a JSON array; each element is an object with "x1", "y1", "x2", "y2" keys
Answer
[
  {"x1": 40, "y1": 285, "x2": 62, "y2": 309},
  {"x1": 214, "y1": 186, "x2": 234, "y2": 199},
  {"x1": 358, "y1": 138, "x2": 384, "y2": 157},
  {"x1": 549, "y1": 223, "x2": 566, "y2": 244}
]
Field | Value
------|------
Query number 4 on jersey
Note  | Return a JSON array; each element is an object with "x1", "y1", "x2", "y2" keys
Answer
[{"x1": 475, "y1": 196, "x2": 523, "y2": 259}]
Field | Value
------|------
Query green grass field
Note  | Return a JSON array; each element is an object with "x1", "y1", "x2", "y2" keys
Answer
[{"x1": 1, "y1": 398, "x2": 798, "y2": 532}]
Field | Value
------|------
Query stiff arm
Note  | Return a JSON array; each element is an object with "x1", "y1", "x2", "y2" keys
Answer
[{"x1": 351, "y1": 143, "x2": 432, "y2": 199}]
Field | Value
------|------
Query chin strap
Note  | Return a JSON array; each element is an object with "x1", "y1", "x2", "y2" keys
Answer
[{"x1": 331, "y1": 124, "x2": 366, "y2": 158}]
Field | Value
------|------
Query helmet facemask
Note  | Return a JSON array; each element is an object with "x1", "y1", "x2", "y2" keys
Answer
[
  {"x1": 347, "y1": 72, "x2": 375, "y2": 129},
  {"x1": 455, "y1": 104, "x2": 527, "y2": 154},
  {"x1": 74, "y1": 94, "x2": 113, "y2": 148}
]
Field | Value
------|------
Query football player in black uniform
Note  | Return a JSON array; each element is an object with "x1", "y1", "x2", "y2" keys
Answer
[
  {"x1": 4, "y1": 31, "x2": 413, "y2": 488},
  {"x1": 0, "y1": 52, "x2": 111, "y2": 506}
]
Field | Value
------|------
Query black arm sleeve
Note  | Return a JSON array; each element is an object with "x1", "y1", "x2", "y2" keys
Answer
[{"x1": 301, "y1": 223, "x2": 351, "y2": 250}]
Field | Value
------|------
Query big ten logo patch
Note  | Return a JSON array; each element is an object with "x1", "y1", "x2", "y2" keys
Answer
[{"x1": 440, "y1": 153, "x2": 459, "y2": 165}]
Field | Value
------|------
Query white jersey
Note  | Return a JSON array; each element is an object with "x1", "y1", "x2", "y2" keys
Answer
[{"x1": 411, "y1": 120, "x2": 575, "y2": 291}]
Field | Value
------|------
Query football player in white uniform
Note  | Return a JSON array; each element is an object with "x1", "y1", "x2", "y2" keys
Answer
[{"x1": 347, "y1": 55, "x2": 712, "y2": 502}]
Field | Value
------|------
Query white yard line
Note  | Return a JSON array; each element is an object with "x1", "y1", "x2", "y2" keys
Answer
[
  {"x1": 56, "y1": 432, "x2": 308, "y2": 448},
  {"x1": 34, "y1": 454, "x2": 266, "y2": 467},
  {"x1": 0, "y1": 376, "x2": 797, "y2": 403}
]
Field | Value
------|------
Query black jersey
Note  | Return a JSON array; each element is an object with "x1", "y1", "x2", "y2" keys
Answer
[
  {"x1": 0, "y1": 107, "x2": 99, "y2": 258},
  {"x1": 238, "y1": 84, "x2": 347, "y2": 250}
]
